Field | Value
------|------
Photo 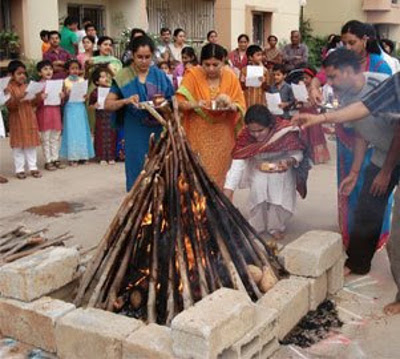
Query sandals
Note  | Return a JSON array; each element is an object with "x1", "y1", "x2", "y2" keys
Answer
[
  {"x1": 53, "y1": 161, "x2": 66, "y2": 169},
  {"x1": 30, "y1": 170, "x2": 42, "y2": 178},
  {"x1": 16, "y1": 172, "x2": 27, "y2": 180},
  {"x1": 0, "y1": 175, "x2": 8, "y2": 184},
  {"x1": 45, "y1": 162, "x2": 57, "y2": 171},
  {"x1": 69, "y1": 161, "x2": 78, "y2": 167}
]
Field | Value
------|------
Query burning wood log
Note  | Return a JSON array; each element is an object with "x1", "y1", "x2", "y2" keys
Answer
[{"x1": 74, "y1": 99, "x2": 287, "y2": 325}]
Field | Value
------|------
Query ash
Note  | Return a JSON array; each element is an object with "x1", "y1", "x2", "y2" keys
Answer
[{"x1": 281, "y1": 300, "x2": 343, "y2": 348}]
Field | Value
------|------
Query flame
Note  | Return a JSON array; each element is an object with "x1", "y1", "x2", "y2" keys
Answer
[
  {"x1": 142, "y1": 212, "x2": 152, "y2": 226},
  {"x1": 178, "y1": 175, "x2": 189, "y2": 192},
  {"x1": 184, "y1": 236, "x2": 195, "y2": 271},
  {"x1": 192, "y1": 191, "x2": 207, "y2": 219}
]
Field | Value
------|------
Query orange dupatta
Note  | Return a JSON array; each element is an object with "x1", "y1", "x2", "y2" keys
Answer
[{"x1": 176, "y1": 67, "x2": 246, "y2": 188}]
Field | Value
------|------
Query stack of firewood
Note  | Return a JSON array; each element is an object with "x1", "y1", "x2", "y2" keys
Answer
[
  {"x1": 74, "y1": 101, "x2": 287, "y2": 325},
  {"x1": 0, "y1": 226, "x2": 72, "y2": 265}
]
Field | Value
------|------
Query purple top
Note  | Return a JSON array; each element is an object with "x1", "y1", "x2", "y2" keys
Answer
[{"x1": 43, "y1": 47, "x2": 72, "y2": 79}]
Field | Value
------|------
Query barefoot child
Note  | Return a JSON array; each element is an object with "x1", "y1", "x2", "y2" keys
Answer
[
  {"x1": 89, "y1": 67, "x2": 116, "y2": 165},
  {"x1": 36, "y1": 60, "x2": 66, "y2": 171},
  {"x1": 240, "y1": 44, "x2": 269, "y2": 107},
  {"x1": 60, "y1": 59, "x2": 94, "y2": 166},
  {"x1": 223, "y1": 105, "x2": 307, "y2": 239},
  {"x1": 5, "y1": 60, "x2": 42, "y2": 179}
]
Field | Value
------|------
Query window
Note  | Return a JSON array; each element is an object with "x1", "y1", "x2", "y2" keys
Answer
[
  {"x1": 67, "y1": 4, "x2": 105, "y2": 35},
  {"x1": 253, "y1": 13, "x2": 264, "y2": 46},
  {"x1": 0, "y1": 0, "x2": 11, "y2": 31}
]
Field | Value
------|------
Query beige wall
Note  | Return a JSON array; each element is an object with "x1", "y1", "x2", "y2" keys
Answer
[
  {"x1": 215, "y1": 0, "x2": 300, "y2": 50},
  {"x1": 304, "y1": 0, "x2": 367, "y2": 37}
]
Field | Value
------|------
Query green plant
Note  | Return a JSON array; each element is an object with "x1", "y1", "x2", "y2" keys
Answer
[
  {"x1": 24, "y1": 59, "x2": 39, "y2": 81},
  {"x1": 0, "y1": 30, "x2": 21, "y2": 57}
]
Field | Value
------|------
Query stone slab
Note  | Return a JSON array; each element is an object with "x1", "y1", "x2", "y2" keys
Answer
[
  {"x1": 55, "y1": 307, "x2": 143, "y2": 359},
  {"x1": 171, "y1": 288, "x2": 256, "y2": 359},
  {"x1": 0, "y1": 296, "x2": 75, "y2": 352},
  {"x1": 280, "y1": 230, "x2": 343, "y2": 277},
  {"x1": 327, "y1": 255, "x2": 346, "y2": 295},
  {"x1": 0, "y1": 247, "x2": 80, "y2": 302}
]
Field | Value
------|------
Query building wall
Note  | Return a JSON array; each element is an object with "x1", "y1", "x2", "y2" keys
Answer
[
  {"x1": 215, "y1": 0, "x2": 300, "y2": 50},
  {"x1": 303, "y1": 0, "x2": 367, "y2": 37}
]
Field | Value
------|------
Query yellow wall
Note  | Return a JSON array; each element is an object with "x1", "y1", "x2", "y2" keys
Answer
[
  {"x1": 215, "y1": 0, "x2": 300, "y2": 50},
  {"x1": 304, "y1": 0, "x2": 367, "y2": 37}
]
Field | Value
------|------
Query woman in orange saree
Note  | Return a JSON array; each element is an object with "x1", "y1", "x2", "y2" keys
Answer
[{"x1": 176, "y1": 43, "x2": 246, "y2": 188}]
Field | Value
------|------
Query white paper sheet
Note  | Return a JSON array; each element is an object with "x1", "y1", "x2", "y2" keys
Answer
[
  {"x1": 0, "y1": 110, "x2": 5, "y2": 138},
  {"x1": 167, "y1": 74, "x2": 173, "y2": 84},
  {"x1": 291, "y1": 83, "x2": 309, "y2": 102},
  {"x1": 44, "y1": 79, "x2": 64, "y2": 106},
  {"x1": 97, "y1": 87, "x2": 110, "y2": 110},
  {"x1": 68, "y1": 80, "x2": 88, "y2": 103},
  {"x1": 266, "y1": 93, "x2": 284, "y2": 115},
  {"x1": 0, "y1": 77, "x2": 11, "y2": 92},
  {"x1": 0, "y1": 92, "x2": 10, "y2": 106},
  {"x1": 23, "y1": 81, "x2": 45, "y2": 101},
  {"x1": 177, "y1": 76, "x2": 183, "y2": 87},
  {"x1": 245, "y1": 65, "x2": 264, "y2": 88}
]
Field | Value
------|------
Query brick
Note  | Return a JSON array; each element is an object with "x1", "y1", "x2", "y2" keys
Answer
[
  {"x1": 296, "y1": 273, "x2": 328, "y2": 310},
  {"x1": 122, "y1": 323, "x2": 174, "y2": 359},
  {"x1": 171, "y1": 288, "x2": 256, "y2": 359},
  {"x1": 258, "y1": 278, "x2": 309, "y2": 340},
  {"x1": 219, "y1": 307, "x2": 278, "y2": 359},
  {"x1": 0, "y1": 247, "x2": 80, "y2": 302},
  {"x1": 0, "y1": 296, "x2": 75, "y2": 352},
  {"x1": 327, "y1": 255, "x2": 346, "y2": 295},
  {"x1": 55, "y1": 307, "x2": 143, "y2": 359},
  {"x1": 280, "y1": 231, "x2": 343, "y2": 277}
]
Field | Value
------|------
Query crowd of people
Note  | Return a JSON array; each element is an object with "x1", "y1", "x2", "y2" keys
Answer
[{"x1": 0, "y1": 15, "x2": 399, "y2": 314}]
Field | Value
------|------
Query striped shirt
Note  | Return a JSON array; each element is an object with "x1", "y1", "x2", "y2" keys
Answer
[{"x1": 362, "y1": 72, "x2": 400, "y2": 117}]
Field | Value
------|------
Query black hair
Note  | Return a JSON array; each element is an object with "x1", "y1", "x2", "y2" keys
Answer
[
  {"x1": 267, "y1": 35, "x2": 278, "y2": 42},
  {"x1": 160, "y1": 27, "x2": 171, "y2": 35},
  {"x1": 91, "y1": 66, "x2": 112, "y2": 85},
  {"x1": 182, "y1": 47, "x2": 198, "y2": 65},
  {"x1": 82, "y1": 17, "x2": 92, "y2": 24},
  {"x1": 129, "y1": 28, "x2": 146, "y2": 43},
  {"x1": 157, "y1": 61, "x2": 170, "y2": 69},
  {"x1": 341, "y1": 20, "x2": 381, "y2": 55},
  {"x1": 245, "y1": 104, "x2": 275, "y2": 128},
  {"x1": 82, "y1": 35, "x2": 95, "y2": 44},
  {"x1": 173, "y1": 28, "x2": 185, "y2": 38},
  {"x1": 48, "y1": 31, "x2": 61, "y2": 40},
  {"x1": 129, "y1": 35, "x2": 155, "y2": 54},
  {"x1": 97, "y1": 36, "x2": 114, "y2": 47},
  {"x1": 36, "y1": 60, "x2": 53, "y2": 72},
  {"x1": 237, "y1": 34, "x2": 249, "y2": 43},
  {"x1": 381, "y1": 39, "x2": 395, "y2": 54},
  {"x1": 207, "y1": 30, "x2": 217, "y2": 41},
  {"x1": 64, "y1": 59, "x2": 81, "y2": 70},
  {"x1": 200, "y1": 43, "x2": 225, "y2": 63},
  {"x1": 246, "y1": 44, "x2": 262, "y2": 58},
  {"x1": 40, "y1": 30, "x2": 49, "y2": 39},
  {"x1": 64, "y1": 16, "x2": 79, "y2": 27},
  {"x1": 84, "y1": 23, "x2": 96, "y2": 32},
  {"x1": 327, "y1": 35, "x2": 341, "y2": 51},
  {"x1": 291, "y1": 30, "x2": 301, "y2": 36},
  {"x1": 272, "y1": 63, "x2": 287, "y2": 75},
  {"x1": 8, "y1": 60, "x2": 26, "y2": 75},
  {"x1": 323, "y1": 48, "x2": 361, "y2": 72}
]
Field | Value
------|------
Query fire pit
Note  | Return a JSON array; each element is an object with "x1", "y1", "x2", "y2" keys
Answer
[{"x1": 74, "y1": 101, "x2": 287, "y2": 325}]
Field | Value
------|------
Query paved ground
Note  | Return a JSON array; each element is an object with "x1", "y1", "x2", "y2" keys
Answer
[{"x1": 1, "y1": 137, "x2": 399, "y2": 358}]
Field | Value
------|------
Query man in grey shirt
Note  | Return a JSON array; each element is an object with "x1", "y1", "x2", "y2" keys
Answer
[
  {"x1": 282, "y1": 30, "x2": 309, "y2": 70},
  {"x1": 323, "y1": 49, "x2": 400, "y2": 279}
]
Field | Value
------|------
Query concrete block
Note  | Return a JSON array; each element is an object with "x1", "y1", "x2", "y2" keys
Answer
[
  {"x1": 327, "y1": 255, "x2": 346, "y2": 295},
  {"x1": 55, "y1": 307, "x2": 143, "y2": 359},
  {"x1": 297, "y1": 273, "x2": 328, "y2": 310},
  {"x1": 219, "y1": 307, "x2": 278, "y2": 359},
  {"x1": 258, "y1": 278, "x2": 309, "y2": 340},
  {"x1": 280, "y1": 230, "x2": 343, "y2": 277},
  {"x1": 0, "y1": 296, "x2": 75, "y2": 352},
  {"x1": 171, "y1": 288, "x2": 256, "y2": 359},
  {"x1": 122, "y1": 323, "x2": 174, "y2": 359},
  {"x1": 0, "y1": 247, "x2": 80, "y2": 302}
]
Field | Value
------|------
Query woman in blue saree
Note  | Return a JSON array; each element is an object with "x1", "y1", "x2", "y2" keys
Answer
[
  {"x1": 105, "y1": 36, "x2": 174, "y2": 191},
  {"x1": 338, "y1": 20, "x2": 393, "y2": 250}
]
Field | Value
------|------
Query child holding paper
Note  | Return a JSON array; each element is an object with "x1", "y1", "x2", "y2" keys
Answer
[
  {"x1": 89, "y1": 67, "x2": 116, "y2": 165},
  {"x1": 223, "y1": 105, "x2": 307, "y2": 240},
  {"x1": 240, "y1": 45, "x2": 269, "y2": 107},
  {"x1": 268, "y1": 64, "x2": 294, "y2": 119},
  {"x1": 36, "y1": 60, "x2": 66, "y2": 171},
  {"x1": 299, "y1": 67, "x2": 330, "y2": 164},
  {"x1": 5, "y1": 60, "x2": 42, "y2": 179},
  {"x1": 60, "y1": 59, "x2": 94, "y2": 166}
]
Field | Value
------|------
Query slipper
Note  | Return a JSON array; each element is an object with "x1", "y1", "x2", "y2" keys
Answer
[
  {"x1": 16, "y1": 172, "x2": 26, "y2": 180},
  {"x1": 0, "y1": 175, "x2": 8, "y2": 183},
  {"x1": 30, "y1": 170, "x2": 42, "y2": 178}
]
